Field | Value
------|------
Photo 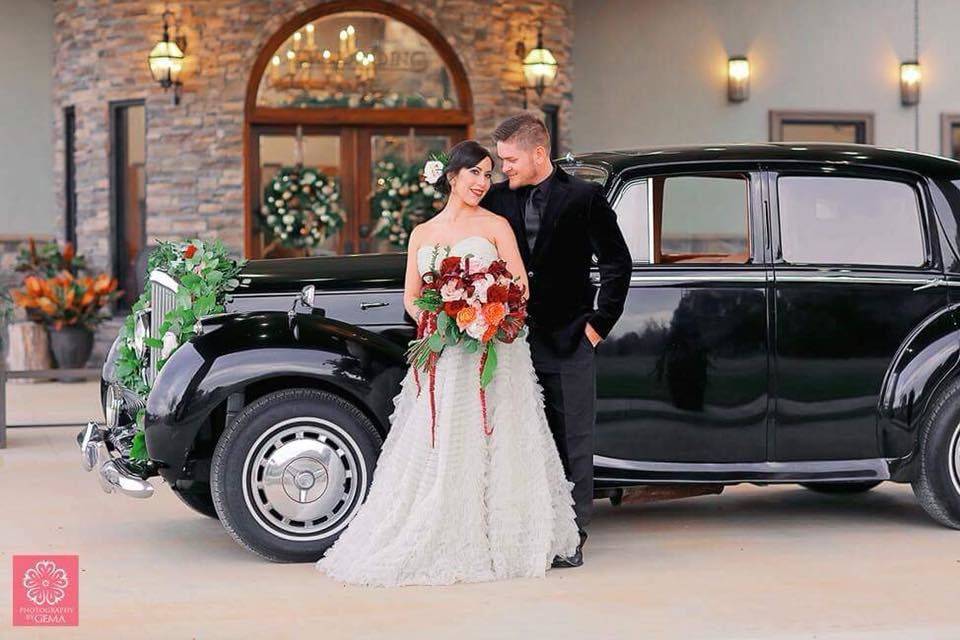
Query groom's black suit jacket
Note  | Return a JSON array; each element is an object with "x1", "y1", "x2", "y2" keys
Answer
[{"x1": 481, "y1": 163, "x2": 632, "y2": 356}]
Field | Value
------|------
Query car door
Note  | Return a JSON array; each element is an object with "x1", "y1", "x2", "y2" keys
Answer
[
  {"x1": 766, "y1": 165, "x2": 947, "y2": 461},
  {"x1": 592, "y1": 163, "x2": 771, "y2": 468}
]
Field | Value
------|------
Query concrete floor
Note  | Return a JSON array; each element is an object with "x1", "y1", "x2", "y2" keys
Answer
[{"x1": 2, "y1": 390, "x2": 960, "y2": 638}]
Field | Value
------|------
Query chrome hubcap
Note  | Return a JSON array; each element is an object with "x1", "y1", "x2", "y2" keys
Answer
[
  {"x1": 242, "y1": 417, "x2": 367, "y2": 541},
  {"x1": 950, "y1": 422, "x2": 960, "y2": 496}
]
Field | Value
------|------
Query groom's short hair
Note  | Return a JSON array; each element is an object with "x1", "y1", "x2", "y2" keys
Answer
[{"x1": 492, "y1": 113, "x2": 550, "y2": 151}]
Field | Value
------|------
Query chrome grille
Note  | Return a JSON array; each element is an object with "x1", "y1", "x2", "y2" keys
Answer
[{"x1": 148, "y1": 270, "x2": 179, "y2": 385}]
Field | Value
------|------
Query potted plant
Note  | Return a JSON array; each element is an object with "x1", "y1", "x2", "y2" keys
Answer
[{"x1": 11, "y1": 271, "x2": 121, "y2": 368}]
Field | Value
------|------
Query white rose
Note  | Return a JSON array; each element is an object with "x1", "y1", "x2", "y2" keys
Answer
[
  {"x1": 160, "y1": 331, "x2": 179, "y2": 360},
  {"x1": 388, "y1": 189, "x2": 397, "y2": 196},
  {"x1": 465, "y1": 313, "x2": 489, "y2": 341},
  {"x1": 423, "y1": 160, "x2": 444, "y2": 185}
]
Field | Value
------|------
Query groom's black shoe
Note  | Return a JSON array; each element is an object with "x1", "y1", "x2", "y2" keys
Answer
[{"x1": 551, "y1": 529, "x2": 587, "y2": 569}]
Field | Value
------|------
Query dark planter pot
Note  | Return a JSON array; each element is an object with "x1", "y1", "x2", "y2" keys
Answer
[{"x1": 48, "y1": 324, "x2": 94, "y2": 369}]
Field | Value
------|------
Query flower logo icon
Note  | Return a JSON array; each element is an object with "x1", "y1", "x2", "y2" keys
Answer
[{"x1": 22, "y1": 560, "x2": 69, "y2": 606}]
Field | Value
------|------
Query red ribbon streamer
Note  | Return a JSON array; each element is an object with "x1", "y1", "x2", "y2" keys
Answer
[{"x1": 479, "y1": 347, "x2": 493, "y2": 437}]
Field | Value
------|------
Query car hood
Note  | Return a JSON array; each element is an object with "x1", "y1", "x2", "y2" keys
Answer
[{"x1": 233, "y1": 252, "x2": 407, "y2": 295}]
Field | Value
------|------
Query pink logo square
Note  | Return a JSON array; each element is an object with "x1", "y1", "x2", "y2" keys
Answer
[{"x1": 12, "y1": 555, "x2": 79, "y2": 626}]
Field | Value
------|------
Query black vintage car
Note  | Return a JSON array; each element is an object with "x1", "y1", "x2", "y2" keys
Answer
[{"x1": 79, "y1": 143, "x2": 960, "y2": 562}]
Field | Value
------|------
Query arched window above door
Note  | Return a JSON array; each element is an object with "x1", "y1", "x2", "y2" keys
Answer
[{"x1": 256, "y1": 11, "x2": 459, "y2": 110}]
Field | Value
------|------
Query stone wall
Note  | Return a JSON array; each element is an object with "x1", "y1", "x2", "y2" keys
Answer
[{"x1": 52, "y1": 0, "x2": 575, "y2": 277}]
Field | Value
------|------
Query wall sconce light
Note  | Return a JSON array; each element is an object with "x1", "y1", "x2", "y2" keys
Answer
[
  {"x1": 148, "y1": 10, "x2": 187, "y2": 105},
  {"x1": 727, "y1": 56, "x2": 750, "y2": 102},
  {"x1": 900, "y1": 60, "x2": 921, "y2": 106},
  {"x1": 516, "y1": 23, "x2": 558, "y2": 109}
]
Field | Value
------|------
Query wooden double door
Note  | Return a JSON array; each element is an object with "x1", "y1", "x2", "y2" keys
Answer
[{"x1": 249, "y1": 124, "x2": 465, "y2": 257}]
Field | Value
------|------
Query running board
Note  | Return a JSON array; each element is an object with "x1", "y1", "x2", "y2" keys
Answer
[{"x1": 593, "y1": 455, "x2": 891, "y2": 486}]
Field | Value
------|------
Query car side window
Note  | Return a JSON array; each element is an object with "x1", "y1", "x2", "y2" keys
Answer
[
  {"x1": 777, "y1": 176, "x2": 925, "y2": 267},
  {"x1": 612, "y1": 173, "x2": 752, "y2": 264},
  {"x1": 611, "y1": 178, "x2": 651, "y2": 262}
]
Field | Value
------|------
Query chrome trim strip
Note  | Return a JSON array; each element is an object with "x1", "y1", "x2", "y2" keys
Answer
[
  {"x1": 593, "y1": 454, "x2": 890, "y2": 478},
  {"x1": 773, "y1": 273, "x2": 953, "y2": 286},
  {"x1": 630, "y1": 273, "x2": 766, "y2": 284}
]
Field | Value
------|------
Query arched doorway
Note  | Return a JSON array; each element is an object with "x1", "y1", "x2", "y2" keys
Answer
[{"x1": 244, "y1": 1, "x2": 474, "y2": 258}]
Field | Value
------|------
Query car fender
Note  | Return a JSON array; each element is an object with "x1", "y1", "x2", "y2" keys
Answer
[
  {"x1": 880, "y1": 304, "x2": 960, "y2": 467},
  {"x1": 144, "y1": 311, "x2": 407, "y2": 482}
]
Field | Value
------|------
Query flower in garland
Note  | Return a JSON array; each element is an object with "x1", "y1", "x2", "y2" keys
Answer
[
  {"x1": 370, "y1": 153, "x2": 447, "y2": 249},
  {"x1": 260, "y1": 166, "x2": 345, "y2": 249}
]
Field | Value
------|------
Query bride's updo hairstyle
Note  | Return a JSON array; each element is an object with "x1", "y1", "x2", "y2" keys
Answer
[{"x1": 435, "y1": 140, "x2": 494, "y2": 197}]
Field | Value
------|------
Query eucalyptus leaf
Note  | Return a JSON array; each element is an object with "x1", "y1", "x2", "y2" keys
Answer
[{"x1": 480, "y1": 342, "x2": 498, "y2": 388}]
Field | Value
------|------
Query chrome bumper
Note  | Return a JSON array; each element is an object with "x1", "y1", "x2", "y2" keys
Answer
[{"x1": 77, "y1": 421, "x2": 155, "y2": 499}]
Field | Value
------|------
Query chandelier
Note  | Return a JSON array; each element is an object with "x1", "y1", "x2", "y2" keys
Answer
[{"x1": 269, "y1": 23, "x2": 376, "y2": 94}]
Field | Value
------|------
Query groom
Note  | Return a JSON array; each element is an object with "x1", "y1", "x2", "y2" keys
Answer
[{"x1": 481, "y1": 113, "x2": 632, "y2": 567}]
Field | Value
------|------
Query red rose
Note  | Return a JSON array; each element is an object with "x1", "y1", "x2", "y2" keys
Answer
[
  {"x1": 486, "y1": 284, "x2": 509, "y2": 303},
  {"x1": 183, "y1": 244, "x2": 197, "y2": 259},
  {"x1": 444, "y1": 300, "x2": 467, "y2": 317}
]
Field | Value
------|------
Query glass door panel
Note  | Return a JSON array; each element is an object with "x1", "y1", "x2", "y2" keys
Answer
[
  {"x1": 362, "y1": 129, "x2": 455, "y2": 253},
  {"x1": 256, "y1": 132, "x2": 344, "y2": 257}
]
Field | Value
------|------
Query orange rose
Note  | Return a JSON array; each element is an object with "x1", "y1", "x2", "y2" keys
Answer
[
  {"x1": 456, "y1": 305, "x2": 477, "y2": 330},
  {"x1": 481, "y1": 302, "x2": 506, "y2": 327}
]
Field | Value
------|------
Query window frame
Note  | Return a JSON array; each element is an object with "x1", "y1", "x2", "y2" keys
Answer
[
  {"x1": 769, "y1": 110, "x2": 875, "y2": 144},
  {"x1": 766, "y1": 165, "x2": 938, "y2": 271},
  {"x1": 940, "y1": 113, "x2": 960, "y2": 160},
  {"x1": 607, "y1": 164, "x2": 766, "y2": 267}
]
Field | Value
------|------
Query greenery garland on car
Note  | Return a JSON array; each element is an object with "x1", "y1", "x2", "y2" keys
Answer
[
  {"x1": 260, "y1": 165, "x2": 346, "y2": 249},
  {"x1": 114, "y1": 239, "x2": 246, "y2": 461},
  {"x1": 370, "y1": 152, "x2": 447, "y2": 249}
]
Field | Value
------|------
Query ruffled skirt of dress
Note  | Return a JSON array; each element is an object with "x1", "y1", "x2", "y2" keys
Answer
[{"x1": 315, "y1": 337, "x2": 581, "y2": 587}]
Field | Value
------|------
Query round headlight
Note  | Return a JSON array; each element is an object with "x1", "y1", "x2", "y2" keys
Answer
[
  {"x1": 104, "y1": 384, "x2": 123, "y2": 430},
  {"x1": 133, "y1": 310, "x2": 149, "y2": 359}
]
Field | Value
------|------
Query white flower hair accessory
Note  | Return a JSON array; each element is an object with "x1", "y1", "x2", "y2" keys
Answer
[{"x1": 423, "y1": 159, "x2": 445, "y2": 185}]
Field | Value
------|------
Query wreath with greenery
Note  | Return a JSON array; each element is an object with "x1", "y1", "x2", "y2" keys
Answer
[
  {"x1": 370, "y1": 155, "x2": 446, "y2": 249},
  {"x1": 260, "y1": 166, "x2": 346, "y2": 249},
  {"x1": 113, "y1": 239, "x2": 246, "y2": 461}
]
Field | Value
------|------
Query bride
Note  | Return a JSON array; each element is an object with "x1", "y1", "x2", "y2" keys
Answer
[{"x1": 315, "y1": 140, "x2": 580, "y2": 587}]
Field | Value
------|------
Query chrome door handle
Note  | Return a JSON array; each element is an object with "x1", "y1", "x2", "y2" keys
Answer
[
  {"x1": 360, "y1": 301, "x2": 389, "y2": 310},
  {"x1": 913, "y1": 277, "x2": 945, "y2": 291}
]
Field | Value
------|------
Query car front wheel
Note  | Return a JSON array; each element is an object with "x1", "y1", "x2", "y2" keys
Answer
[
  {"x1": 211, "y1": 388, "x2": 382, "y2": 562},
  {"x1": 912, "y1": 378, "x2": 960, "y2": 529}
]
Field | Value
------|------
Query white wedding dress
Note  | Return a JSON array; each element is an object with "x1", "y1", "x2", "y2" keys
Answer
[{"x1": 315, "y1": 236, "x2": 580, "y2": 587}]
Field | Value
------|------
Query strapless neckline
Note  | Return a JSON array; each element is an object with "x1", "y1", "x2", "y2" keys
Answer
[
  {"x1": 416, "y1": 236, "x2": 499, "y2": 276},
  {"x1": 415, "y1": 235, "x2": 497, "y2": 255}
]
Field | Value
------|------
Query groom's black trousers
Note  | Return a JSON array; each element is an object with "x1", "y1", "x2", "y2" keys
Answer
[{"x1": 528, "y1": 330, "x2": 596, "y2": 533}]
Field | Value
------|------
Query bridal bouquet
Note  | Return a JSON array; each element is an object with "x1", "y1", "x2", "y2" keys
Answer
[{"x1": 406, "y1": 254, "x2": 527, "y2": 445}]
